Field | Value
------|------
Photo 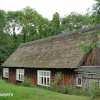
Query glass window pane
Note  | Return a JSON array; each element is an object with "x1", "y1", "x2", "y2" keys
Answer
[
  {"x1": 44, "y1": 77, "x2": 46, "y2": 85},
  {"x1": 42, "y1": 77, "x2": 43, "y2": 84},
  {"x1": 44, "y1": 72, "x2": 46, "y2": 76},
  {"x1": 38, "y1": 76, "x2": 42, "y2": 85},
  {"x1": 19, "y1": 74, "x2": 20, "y2": 80},
  {"x1": 21, "y1": 74, "x2": 24, "y2": 81},
  {"x1": 47, "y1": 72, "x2": 50, "y2": 76},
  {"x1": 78, "y1": 78, "x2": 81, "y2": 85},
  {"x1": 47, "y1": 78, "x2": 50, "y2": 85}
]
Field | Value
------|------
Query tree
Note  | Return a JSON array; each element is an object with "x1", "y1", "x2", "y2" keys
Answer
[
  {"x1": 0, "y1": 9, "x2": 6, "y2": 33},
  {"x1": 78, "y1": 0, "x2": 100, "y2": 51},
  {"x1": 0, "y1": 32, "x2": 14, "y2": 75},
  {"x1": 5, "y1": 11, "x2": 23, "y2": 43},
  {"x1": 61, "y1": 12, "x2": 90, "y2": 33},
  {"x1": 51, "y1": 12, "x2": 60, "y2": 35},
  {"x1": 19, "y1": 6, "x2": 51, "y2": 42},
  {"x1": 89, "y1": 0, "x2": 100, "y2": 24}
]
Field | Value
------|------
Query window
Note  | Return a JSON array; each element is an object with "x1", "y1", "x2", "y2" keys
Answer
[
  {"x1": 76, "y1": 77, "x2": 82, "y2": 87},
  {"x1": 16, "y1": 69, "x2": 24, "y2": 81},
  {"x1": 3, "y1": 68, "x2": 9, "y2": 78},
  {"x1": 37, "y1": 70, "x2": 50, "y2": 86}
]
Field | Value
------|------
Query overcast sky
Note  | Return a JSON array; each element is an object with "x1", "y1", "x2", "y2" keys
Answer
[{"x1": 0, "y1": 0, "x2": 95, "y2": 20}]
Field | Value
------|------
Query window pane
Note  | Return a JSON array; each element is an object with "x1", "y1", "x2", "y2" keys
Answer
[
  {"x1": 42, "y1": 72, "x2": 43, "y2": 76},
  {"x1": 5, "y1": 72, "x2": 8, "y2": 77},
  {"x1": 38, "y1": 76, "x2": 42, "y2": 85},
  {"x1": 47, "y1": 78, "x2": 50, "y2": 85},
  {"x1": 78, "y1": 78, "x2": 81, "y2": 85},
  {"x1": 40, "y1": 71, "x2": 41, "y2": 75},
  {"x1": 44, "y1": 72, "x2": 46, "y2": 76},
  {"x1": 42, "y1": 77, "x2": 43, "y2": 84},
  {"x1": 21, "y1": 74, "x2": 24, "y2": 81},
  {"x1": 44, "y1": 77, "x2": 46, "y2": 85},
  {"x1": 19, "y1": 70, "x2": 20, "y2": 73},
  {"x1": 19, "y1": 74, "x2": 20, "y2": 80},
  {"x1": 47, "y1": 72, "x2": 50, "y2": 76},
  {"x1": 21, "y1": 69, "x2": 24, "y2": 73}
]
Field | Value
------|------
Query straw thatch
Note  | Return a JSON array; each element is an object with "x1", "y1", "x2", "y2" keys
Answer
[{"x1": 2, "y1": 24, "x2": 100, "y2": 68}]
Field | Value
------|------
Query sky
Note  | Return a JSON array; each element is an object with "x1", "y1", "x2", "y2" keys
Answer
[{"x1": 0, "y1": 0, "x2": 95, "y2": 20}]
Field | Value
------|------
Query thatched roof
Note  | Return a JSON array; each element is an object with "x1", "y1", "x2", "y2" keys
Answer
[{"x1": 2, "y1": 24, "x2": 100, "y2": 68}]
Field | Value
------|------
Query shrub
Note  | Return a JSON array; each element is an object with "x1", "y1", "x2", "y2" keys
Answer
[
  {"x1": 54, "y1": 72, "x2": 62, "y2": 83},
  {"x1": 21, "y1": 77, "x2": 33, "y2": 87},
  {"x1": 56, "y1": 86, "x2": 72, "y2": 94},
  {"x1": 50, "y1": 72, "x2": 62, "y2": 91},
  {"x1": 91, "y1": 84, "x2": 100, "y2": 99},
  {"x1": 49, "y1": 82, "x2": 56, "y2": 91}
]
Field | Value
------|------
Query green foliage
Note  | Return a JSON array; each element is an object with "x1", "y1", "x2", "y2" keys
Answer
[
  {"x1": 56, "y1": 86, "x2": 73, "y2": 94},
  {"x1": 0, "y1": 32, "x2": 13, "y2": 64},
  {"x1": 50, "y1": 72, "x2": 62, "y2": 91},
  {"x1": 91, "y1": 84, "x2": 100, "y2": 99},
  {"x1": 19, "y1": 6, "x2": 51, "y2": 42},
  {"x1": 49, "y1": 82, "x2": 56, "y2": 91},
  {"x1": 78, "y1": 33, "x2": 99, "y2": 52},
  {"x1": 51, "y1": 12, "x2": 61, "y2": 35},
  {"x1": 49, "y1": 85, "x2": 90, "y2": 96},
  {"x1": 89, "y1": 0, "x2": 100, "y2": 25},
  {"x1": 78, "y1": 41, "x2": 91, "y2": 52},
  {"x1": 54, "y1": 72, "x2": 62, "y2": 83},
  {"x1": 0, "y1": 10, "x2": 6, "y2": 32},
  {"x1": 21, "y1": 77, "x2": 34, "y2": 87},
  {"x1": 0, "y1": 66, "x2": 2, "y2": 76},
  {"x1": 61, "y1": 12, "x2": 89, "y2": 33}
]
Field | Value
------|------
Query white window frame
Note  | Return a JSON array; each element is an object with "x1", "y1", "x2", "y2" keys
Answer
[
  {"x1": 76, "y1": 77, "x2": 82, "y2": 87},
  {"x1": 37, "y1": 70, "x2": 50, "y2": 87},
  {"x1": 3, "y1": 68, "x2": 9, "y2": 78},
  {"x1": 16, "y1": 69, "x2": 24, "y2": 81}
]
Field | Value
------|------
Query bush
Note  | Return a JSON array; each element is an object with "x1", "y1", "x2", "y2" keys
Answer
[
  {"x1": 56, "y1": 86, "x2": 72, "y2": 94},
  {"x1": 49, "y1": 72, "x2": 62, "y2": 91},
  {"x1": 49, "y1": 84, "x2": 90, "y2": 96},
  {"x1": 49, "y1": 82, "x2": 56, "y2": 91},
  {"x1": 21, "y1": 77, "x2": 33, "y2": 87},
  {"x1": 54, "y1": 72, "x2": 62, "y2": 83},
  {"x1": 91, "y1": 84, "x2": 100, "y2": 99}
]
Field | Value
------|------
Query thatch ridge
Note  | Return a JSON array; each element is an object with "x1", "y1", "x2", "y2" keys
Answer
[{"x1": 19, "y1": 24, "x2": 100, "y2": 47}]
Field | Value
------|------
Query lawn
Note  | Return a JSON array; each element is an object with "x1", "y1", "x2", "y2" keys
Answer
[{"x1": 0, "y1": 79, "x2": 91, "y2": 100}]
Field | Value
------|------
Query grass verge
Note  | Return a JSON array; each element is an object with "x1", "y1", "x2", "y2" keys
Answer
[{"x1": 0, "y1": 79, "x2": 91, "y2": 100}]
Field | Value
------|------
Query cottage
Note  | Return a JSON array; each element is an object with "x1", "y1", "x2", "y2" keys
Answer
[{"x1": 2, "y1": 24, "x2": 100, "y2": 90}]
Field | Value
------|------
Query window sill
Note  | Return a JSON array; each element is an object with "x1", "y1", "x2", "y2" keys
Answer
[
  {"x1": 76, "y1": 85, "x2": 82, "y2": 87},
  {"x1": 3, "y1": 77, "x2": 8, "y2": 78},
  {"x1": 38, "y1": 84, "x2": 50, "y2": 87},
  {"x1": 16, "y1": 80, "x2": 24, "y2": 82}
]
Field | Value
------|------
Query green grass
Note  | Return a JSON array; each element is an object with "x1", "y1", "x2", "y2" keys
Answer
[{"x1": 0, "y1": 79, "x2": 91, "y2": 100}]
